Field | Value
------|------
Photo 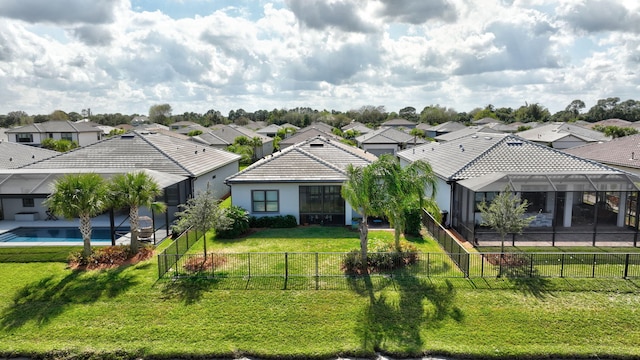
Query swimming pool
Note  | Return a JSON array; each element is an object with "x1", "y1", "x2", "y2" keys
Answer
[{"x1": 0, "y1": 227, "x2": 128, "y2": 245}]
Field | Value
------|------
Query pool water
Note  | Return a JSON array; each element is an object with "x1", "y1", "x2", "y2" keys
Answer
[{"x1": 0, "y1": 227, "x2": 127, "y2": 245}]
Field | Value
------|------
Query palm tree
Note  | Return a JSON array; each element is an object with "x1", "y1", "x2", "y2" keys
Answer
[
  {"x1": 45, "y1": 173, "x2": 109, "y2": 258},
  {"x1": 110, "y1": 171, "x2": 166, "y2": 253},
  {"x1": 372, "y1": 154, "x2": 439, "y2": 250},
  {"x1": 341, "y1": 163, "x2": 381, "y2": 265},
  {"x1": 251, "y1": 136, "x2": 263, "y2": 161}
]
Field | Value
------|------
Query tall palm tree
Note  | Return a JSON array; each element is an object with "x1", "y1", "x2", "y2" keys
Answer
[
  {"x1": 45, "y1": 173, "x2": 109, "y2": 258},
  {"x1": 110, "y1": 171, "x2": 166, "y2": 253},
  {"x1": 341, "y1": 163, "x2": 381, "y2": 264},
  {"x1": 373, "y1": 154, "x2": 439, "y2": 250},
  {"x1": 251, "y1": 136, "x2": 263, "y2": 161}
]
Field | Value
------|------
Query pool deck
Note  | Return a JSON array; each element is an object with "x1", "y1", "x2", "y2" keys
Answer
[{"x1": 0, "y1": 214, "x2": 168, "y2": 247}]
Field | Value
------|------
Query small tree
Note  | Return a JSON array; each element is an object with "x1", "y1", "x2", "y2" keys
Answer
[
  {"x1": 173, "y1": 185, "x2": 232, "y2": 257},
  {"x1": 477, "y1": 188, "x2": 535, "y2": 260}
]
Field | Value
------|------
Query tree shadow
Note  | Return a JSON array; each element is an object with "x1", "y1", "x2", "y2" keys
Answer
[
  {"x1": 349, "y1": 269, "x2": 463, "y2": 356},
  {"x1": 503, "y1": 266, "x2": 554, "y2": 299},
  {"x1": 0, "y1": 266, "x2": 137, "y2": 330},
  {"x1": 159, "y1": 276, "x2": 221, "y2": 305}
]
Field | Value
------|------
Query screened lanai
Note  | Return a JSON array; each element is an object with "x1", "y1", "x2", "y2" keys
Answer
[{"x1": 451, "y1": 172, "x2": 640, "y2": 246}]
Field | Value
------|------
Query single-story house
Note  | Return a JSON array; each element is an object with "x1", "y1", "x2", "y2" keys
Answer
[
  {"x1": 397, "y1": 133, "x2": 640, "y2": 246},
  {"x1": 278, "y1": 127, "x2": 340, "y2": 150},
  {"x1": 194, "y1": 124, "x2": 273, "y2": 159},
  {"x1": 434, "y1": 126, "x2": 502, "y2": 143},
  {"x1": 22, "y1": 130, "x2": 241, "y2": 199},
  {"x1": 424, "y1": 121, "x2": 467, "y2": 138},
  {"x1": 355, "y1": 126, "x2": 425, "y2": 156},
  {"x1": 256, "y1": 124, "x2": 282, "y2": 138},
  {"x1": 563, "y1": 134, "x2": 640, "y2": 177},
  {"x1": 516, "y1": 122, "x2": 611, "y2": 149},
  {"x1": 226, "y1": 135, "x2": 377, "y2": 226},
  {"x1": 381, "y1": 118, "x2": 417, "y2": 130},
  {"x1": 6, "y1": 121, "x2": 103, "y2": 147}
]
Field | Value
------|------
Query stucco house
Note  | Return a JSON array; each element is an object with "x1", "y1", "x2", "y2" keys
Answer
[
  {"x1": 516, "y1": 122, "x2": 611, "y2": 149},
  {"x1": 563, "y1": 134, "x2": 640, "y2": 177},
  {"x1": 22, "y1": 130, "x2": 241, "y2": 199},
  {"x1": 6, "y1": 121, "x2": 103, "y2": 147},
  {"x1": 397, "y1": 133, "x2": 640, "y2": 246},
  {"x1": 278, "y1": 127, "x2": 340, "y2": 150},
  {"x1": 226, "y1": 135, "x2": 377, "y2": 226},
  {"x1": 424, "y1": 121, "x2": 467, "y2": 138},
  {"x1": 193, "y1": 124, "x2": 273, "y2": 159},
  {"x1": 355, "y1": 126, "x2": 425, "y2": 156}
]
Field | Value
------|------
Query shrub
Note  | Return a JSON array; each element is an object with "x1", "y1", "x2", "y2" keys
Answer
[
  {"x1": 249, "y1": 215, "x2": 298, "y2": 228},
  {"x1": 404, "y1": 207, "x2": 423, "y2": 236},
  {"x1": 341, "y1": 240, "x2": 419, "y2": 275},
  {"x1": 216, "y1": 206, "x2": 250, "y2": 239}
]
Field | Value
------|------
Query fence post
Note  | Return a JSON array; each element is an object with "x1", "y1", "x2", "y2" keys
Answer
[
  {"x1": 529, "y1": 254, "x2": 534, "y2": 277},
  {"x1": 315, "y1": 252, "x2": 319, "y2": 290},
  {"x1": 248, "y1": 253, "x2": 251, "y2": 279},
  {"x1": 426, "y1": 253, "x2": 430, "y2": 277},
  {"x1": 174, "y1": 254, "x2": 179, "y2": 277},
  {"x1": 624, "y1": 253, "x2": 630, "y2": 279},
  {"x1": 592, "y1": 253, "x2": 597, "y2": 278},
  {"x1": 285, "y1": 252, "x2": 289, "y2": 285},
  {"x1": 560, "y1": 253, "x2": 565, "y2": 278}
]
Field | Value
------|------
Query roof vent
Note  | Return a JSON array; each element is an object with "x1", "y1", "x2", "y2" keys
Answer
[
  {"x1": 121, "y1": 134, "x2": 135, "y2": 139},
  {"x1": 507, "y1": 141, "x2": 523, "y2": 146},
  {"x1": 484, "y1": 136, "x2": 492, "y2": 140},
  {"x1": 310, "y1": 143, "x2": 324, "y2": 147}
]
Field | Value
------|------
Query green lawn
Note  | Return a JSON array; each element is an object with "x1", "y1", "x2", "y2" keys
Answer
[{"x1": 1, "y1": 227, "x2": 640, "y2": 359}]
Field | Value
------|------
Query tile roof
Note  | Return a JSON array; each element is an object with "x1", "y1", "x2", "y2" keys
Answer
[
  {"x1": 0, "y1": 141, "x2": 58, "y2": 169},
  {"x1": 381, "y1": 118, "x2": 417, "y2": 127},
  {"x1": 427, "y1": 121, "x2": 467, "y2": 133},
  {"x1": 226, "y1": 136, "x2": 377, "y2": 183},
  {"x1": 356, "y1": 127, "x2": 424, "y2": 144},
  {"x1": 209, "y1": 125, "x2": 272, "y2": 144},
  {"x1": 434, "y1": 126, "x2": 502, "y2": 142},
  {"x1": 397, "y1": 133, "x2": 618, "y2": 181},
  {"x1": 585, "y1": 118, "x2": 632, "y2": 129},
  {"x1": 6, "y1": 121, "x2": 101, "y2": 133},
  {"x1": 23, "y1": 131, "x2": 240, "y2": 177},
  {"x1": 279, "y1": 128, "x2": 339, "y2": 147},
  {"x1": 563, "y1": 134, "x2": 640, "y2": 170},
  {"x1": 516, "y1": 122, "x2": 611, "y2": 143}
]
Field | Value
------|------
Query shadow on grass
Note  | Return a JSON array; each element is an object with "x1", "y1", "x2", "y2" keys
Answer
[
  {"x1": 502, "y1": 266, "x2": 554, "y2": 300},
  {"x1": 159, "y1": 276, "x2": 221, "y2": 305},
  {"x1": 0, "y1": 266, "x2": 137, "y2": 330},
  {"x1": 348, "y1": 268, "x2": 463, "y2": 356}
]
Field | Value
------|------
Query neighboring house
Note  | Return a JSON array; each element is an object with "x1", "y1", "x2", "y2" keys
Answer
[
  {"x1": 131, "y1": 116, "x2": 149, "y2": 126},
  {"x1": 397, "y1": 133, "x2": 640, "y2": 245},
  {"x1": 6, "y1": 121, "x2": 103, "y2": 147},
  {"x1": 341, "y1": 121, "x2": 372, "y2": 136},
  {"x1": 278, "y1": 128, "x2": 340, "y2": 150},
  {"x1": 174, "y1": 124, "x2": 209, "y2": 135},
  {"x1": 472, "y1": 117, "x2": 502, "y2": 126},
  {"x1": 256, "y1": 124, "x2": 282, "y2": 138},
  {"x1": 563, "y1": 134, "x2": 640, "y2": 177},
  {"x1": 381, "y1": 118, "x2": 417, "y2": 129},
  {"x1": 584, "y1": 118, "x2": 633, "y2": 129},
  {"x1": 491, "y1": 121, "x2": 539, "y2": 133},
  {"x1": 226, "y1": 135, "x2": 378, "y2": 226},
  {"x1": 169, "y1": 121, "x2": 199, "y2": 130},
  {"x1": 299, "y1": 122, "x2": 336, "y2": 134},
  {"x1": 0, "y1": 168, "x2": 187, "y2": 228},
  {"x1": 23, "y1": 130, "x2": 241, "y2": 199},
  {"x1": 75, "y1": 119, "x2": 117, "y2": 136},
  {"x1": 434, "y1": 126, "x2": 502, "y2": 143},
  {"x1": 516, "y1": 122, "x2": 611, "y2": 149},
  {"x1": 0, "y1": 140, "x2": 58, "y2": 169},
  {"x1": 202, "y1": 124, "x2": 274, "y2": 158},
  {"x1": 355, "y1": 126, "x2": 425, "y2": 156},
  {"x1": 424, "y1": 121, "x2": 467, "y2": 138}
]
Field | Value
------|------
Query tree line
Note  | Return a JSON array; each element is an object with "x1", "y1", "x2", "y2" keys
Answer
[{"x1": 3, "y1": 97, "x2": 640, "y2": 129}]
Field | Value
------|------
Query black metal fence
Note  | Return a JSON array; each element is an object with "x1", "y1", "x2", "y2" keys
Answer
[
  {"x1": 421, "y1": 209, "x2": 470, "y2": 276},
  {"x1": 157, "y1": 227, "x2": 201, "y2": 278}
]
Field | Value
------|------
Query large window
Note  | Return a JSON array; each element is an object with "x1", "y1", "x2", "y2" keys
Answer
[
  {"x1": 252, "y1": 190, "x2": 279, "y2": 212},
  {"x1": 16, "y1": 133, "x2": 33, "y2": 143},
  {"x1": 61, "y1": 133, "x2": 74, "y2": 141},
  {"x1": 299, "y1": 186, "x2": 344, "y2": 225}
]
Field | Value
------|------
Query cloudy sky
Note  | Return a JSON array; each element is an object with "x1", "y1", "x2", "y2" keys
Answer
[{"x1": 0, "y1": 0, "x2": 639, "y2": 117}]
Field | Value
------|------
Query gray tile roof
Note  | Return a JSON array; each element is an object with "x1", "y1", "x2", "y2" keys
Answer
[
  {"x1": 0, "y1": 141, "x2": 58, "y2": 169},
  {"x1": 381, "y1": 118, "x2": 417, "y2": 127},
  {"x1": 398, "y1": 133, "x2": 618, "y2": 181},
  {"x1": 356, "y1": 127, "x2": 423, "y2": 145},
  {"x1": 516, "y1": 122, "x2": 611, "y2": 143},
  {"x1": 209, "y1": 125, "x2": 272, "y2": 144},
  {"x1": 226, "y1": 136, "x2": 377, "y2": 183},
  {"x1": 279, "y1": 128, "x2": 339, "y2": 148},
  {"x1": 427, "y1": 121, "x2": 467, "y2": 133},
  {"x1": 23, "y1": 131, "x2": 240, "y2": 177},
  {"x1": 434, "y1": 126, "x2": 502, "y2": 142},
  {"x1": 6, "y1": 121, "x2": 102, "y2": 134},
  {"x1": 563, "y1": 133, "x2": 640, "y2": 170}
]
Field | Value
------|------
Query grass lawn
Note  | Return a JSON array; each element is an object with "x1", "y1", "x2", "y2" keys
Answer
[{"x1": 1, "y1": 227, "x2": 639, "y2": 359}]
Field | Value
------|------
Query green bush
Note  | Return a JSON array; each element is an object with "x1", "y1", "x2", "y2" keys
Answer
[
  {"x1": 404, "y1": 207, "x2": 423, "y2": 236},
  {"x1": 341, "y1": 240, "x2": 419, "y2": 275},
  {"x1": 216, "y1": 206, "x2": 250, "y2": 239},
  {"x1": 249, "y1": 215, "x2": 298, "y2": 228}
]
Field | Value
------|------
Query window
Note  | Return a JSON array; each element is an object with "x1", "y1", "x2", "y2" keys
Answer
[
  {"x1": 22, "y1": 198, "x2": 35, "y2": 207},
  {"x1": 474, "y1": 192, "x2": 498, "y2": 211},
  {"x1": 16, "y1": 133, "x2": 33, "y2": 143},
  {"x1": 61, "y1": 133, "x2": 73, "y2": 141},
  {"x1": 252, "y1": 190, "x2": 279, "y2": 212}
]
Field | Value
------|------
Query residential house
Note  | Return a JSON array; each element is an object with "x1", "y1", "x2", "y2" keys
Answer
[
  {"x1": 226, "y1": 136, "x2": 377, "y2": 226},
  {"x1": 397, "y1": 133, "x2": 640, "y2": 246},
  {"x1": 381, "y1": 118, "x2": 417, "y2": 130},
  {"x1": 256, "y1": 124, "x2": 282, "y2": 138},
  {"x1": 196, "y1": 124, "x2": 273, "y2": 159},
  {"x1": 341, "y1": 121, "x2": 372, "y2": 136},
  {"x1": 23, "y1": 130, "x2": 241, "y2": 200},
  {"x1": 424, "y1": 121, "x2": 467, "y2": 138},
  {"x1": 0, "y1": 140, "x2": 58, "y2": 169},
  {"x1": 434, "y1": 126, "x2": 503, "y2": 143},
  {"x1": 6, "y1": 121, "x2": 103, "y2": 147},
  {"x1": 278, "y1": 127, "x2": 340, "y2": 150},
  {"x1": 516, "y1": 122, "x2": 611, "y2": 149},
  {"x1": 583, "y1": 118, "x2": 633, "y2": 129},
  {"x1": 355, "y1": 126, "x2": 425, "y2": 156},
  {"x1": 169, "y1": 121, "x2": 199, "y2": 131},
  {"x1": 563, "y1": 134, "x2": 640, "y2": 177}
]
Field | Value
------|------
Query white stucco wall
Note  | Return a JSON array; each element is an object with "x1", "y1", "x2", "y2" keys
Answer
[
  {"x1": 77, "y1": 132, "x2": 102, "y2": 146},
  {"x1": 193, "y1": 160, "x2": 239, "y2": 198},
  {"x1": 2, "y1": 197, "x2": 48, "y2": 220}
]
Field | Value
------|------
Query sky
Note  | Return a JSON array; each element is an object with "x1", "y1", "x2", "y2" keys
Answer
[{"x1": 0, "y1": 0, "x2": 639, "y2": 117}]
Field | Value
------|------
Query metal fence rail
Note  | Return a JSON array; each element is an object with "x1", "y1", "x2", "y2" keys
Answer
[
  {"x1": 422, "y1": 209, "x2": 470, "y2": 276},
  {"x1": 157, "y1": 251, "x2": 640, "y2": 281},
  {"x1": 157, "y1": 227, "x2": 200, "y2": 278}
]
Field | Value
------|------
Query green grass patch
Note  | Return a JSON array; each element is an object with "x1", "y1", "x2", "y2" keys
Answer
[
  {"x1": 478, "y1": 245, "x2": 640, "y2": 253},
  {"x1": 0, "y1": 246, "x2": 84, "y2": 262}
]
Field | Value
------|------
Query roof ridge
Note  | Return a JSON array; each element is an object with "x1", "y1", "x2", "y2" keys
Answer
[{"x1": 135, "y1": 131, "x2": 197, "y2": 176}]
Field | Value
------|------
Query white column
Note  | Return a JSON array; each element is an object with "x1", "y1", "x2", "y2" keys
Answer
[
  {"x1": 617, "y1": 192, "x2": 627, "y2": 227},
  {"x1": 546, "y1": 192, "x2": 555, "y2": 213},
  {"x1": 563, "y1": 192, "x2": 574, "y2": 227},
  {"x1": 344, "y1": 201, "x2": 353, "y2": 226}
]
